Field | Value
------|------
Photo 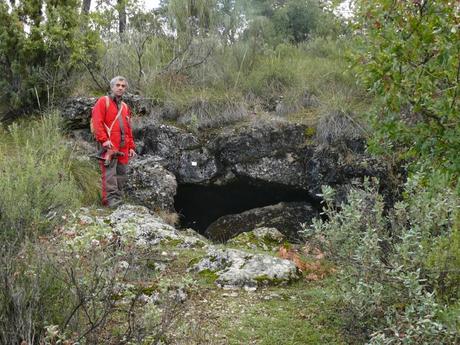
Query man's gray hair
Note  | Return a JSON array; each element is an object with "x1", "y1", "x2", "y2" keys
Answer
[{"x1": 110, "y1": 76, "x2": 129, "y2": 89}]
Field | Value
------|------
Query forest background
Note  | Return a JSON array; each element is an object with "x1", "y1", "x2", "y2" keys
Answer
[{"x1": 0, "y1": 0, "x2": 459, "y2": 344}]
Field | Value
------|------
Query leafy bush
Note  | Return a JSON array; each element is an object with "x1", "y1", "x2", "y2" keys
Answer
[
  {"x1": 351, "y1": 0, "x2": 460, "y2": 173},
  {"x1": 304, "y1": 174, "x2": 460, "y2": 343}
]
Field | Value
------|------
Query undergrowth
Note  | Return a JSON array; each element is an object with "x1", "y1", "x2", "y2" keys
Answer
[
  {"x1": 0, "y1": 112, "x2": 104, "y2": 344},
  {"x1": 303, "y1": 174, "x2": 460, "y2": 344},
  {"x1": 0, "y1": 111, "x2": 99, "y2": 243}
]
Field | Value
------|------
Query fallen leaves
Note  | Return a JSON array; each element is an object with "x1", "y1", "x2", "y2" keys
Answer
[{"x1": 277, "y1": 245, "x2": 335, "y2": 281}]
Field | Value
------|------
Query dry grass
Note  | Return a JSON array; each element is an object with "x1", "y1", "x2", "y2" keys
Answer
[{"x1": 157, "y1": 209, "x2": 180, "y2": 226}]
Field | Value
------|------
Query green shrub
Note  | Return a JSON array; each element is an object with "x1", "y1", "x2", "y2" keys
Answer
[
  {"x1": 351, "y1": 0, "x2": 460, "y2": 174},
  {"x1": 304, "y1": 174, "x2": 460, "y2": 343},
  {"x1": 0, "y1": 2, "x2": 100, "y2": 118},
  {"x1": 426, "y1": 223, "x2": 460, "y2": 302},
  {"x1": 0, "y1": 111, "x2": 98, "y2": 243}
]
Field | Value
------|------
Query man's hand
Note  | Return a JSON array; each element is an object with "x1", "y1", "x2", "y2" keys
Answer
[
  {"x1": 102, "y1": 140, "x2": 113, "y2": 149},
  {"x1": 129, "y1": 149, "x2": 137, "y2": 158}
]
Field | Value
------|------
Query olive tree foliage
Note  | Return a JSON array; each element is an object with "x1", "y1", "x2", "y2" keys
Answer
[
  {"x1": 350, "y1": 0, "x2": 460, "y2": 173},
  {"x1": 0, "y1": 0, "x2": 101, "y2": 119}
]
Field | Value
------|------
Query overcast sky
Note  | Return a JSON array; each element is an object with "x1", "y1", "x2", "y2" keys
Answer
[{"x1": 142, "y1": 0, "x2": 160, "y2": 10}]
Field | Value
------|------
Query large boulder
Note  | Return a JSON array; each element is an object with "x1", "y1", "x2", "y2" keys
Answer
[
  {"x1": 64, "y1": 205, "x2": 208, "y2": 249},
  {"x1": 190, "y1": 247, "x2": 299, "y2": 290},
  {"x1": 177, "y1": 147, "x2": 218, "y2": 183},
  {"x1": 205, "y1": 201, "x2": 318, "y2": 242},
  {"x1": 125, "y1": 155, "x2": 178, "y2": 211},
  {"x1": 61, "y1": 96, "x2": 97, "y2": 130},
  {"x1": 109, "y1": 204, "x2": 208, "y2": 248},
  {"x1": 305, "y1": 146, "x2": 401, "y2": 205}
]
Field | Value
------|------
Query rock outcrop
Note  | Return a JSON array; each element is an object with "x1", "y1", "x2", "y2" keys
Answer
[
  {"x1": 135, "y1": 124, "x2": 218, "y2": 183},
  {"x1": 125, "y1": 156, "x2": 178, "y2": 211},
  {"x1": 61, "y1": 94, "x2": 153, "y2": 130},
  {"x1": 205, "y1": 201, "x2": 317, "y2": 242},
  {"x1": 109, "y1": 205, "x2": 208, "y2": 248},
  {"x1": 62, "y1": 97, "x2": 401, "y2": 242},
  {"x1": 190, "y1": 247, "x2": 299, "y2": 290}
]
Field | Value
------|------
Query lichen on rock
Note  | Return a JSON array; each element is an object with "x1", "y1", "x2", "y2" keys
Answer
[
  {"x1": 190, "y1": 247, "x2": 299, "y2": 290},
  {"x1": 227, "y1": 227, "x2": 286, "y2": 251}
]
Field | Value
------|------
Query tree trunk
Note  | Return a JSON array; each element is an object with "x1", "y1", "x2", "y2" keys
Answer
[
  {"x1": 118, "y1": 0, "x2": 126, "y2": 35},
  {"x1": 81, "y1": 0, "x2": 91, "y2": 14}
]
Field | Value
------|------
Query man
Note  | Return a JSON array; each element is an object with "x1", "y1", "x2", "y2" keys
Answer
[{"x1": 91, "y1": 76, "x2": 136, "y2": 207}]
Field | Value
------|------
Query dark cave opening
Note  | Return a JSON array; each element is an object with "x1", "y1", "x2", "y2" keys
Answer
[{"x1": 174, "y1": 179, "x2": 321, "y2": 234}]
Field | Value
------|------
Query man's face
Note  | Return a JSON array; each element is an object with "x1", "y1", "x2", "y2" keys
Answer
[{"x1": 111, "y1": 79, "x2": 127, "y2": 97}]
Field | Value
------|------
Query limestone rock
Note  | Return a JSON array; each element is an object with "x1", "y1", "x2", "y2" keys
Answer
[
  {"x1": 191, "y1": 247, "x2": 299, "y2": 289},
  {"x1": 136, "y1": 123, "x2": 199, "y2": 158},
  {"x1": 211, "y1": 121, "x2": 309, "y2": 165},
  {"x1": 61, "y1": 96, "x2": 97, "y2": 130},
  {"x1": 177, "y1": 147, "x2": 218, "y2": 183},
  {"x1": 227, "y1": 227, "x2": 285, "y2": 251},
  {"x1": 305, "y1": 146, "x2": 400, "y2": 205},
  {"x1": 110, "y1": 204, "x2": 208, "y2": 248},
  {"x1": 206, "y1": 201, "x2": 318, "y2": 242},
  {"x1": 135, "y1": 123, "x2": 218, "y2": 183},
  {"x1": 232, "y1": 153, "x2": 308, "y2": 188},
  {"x1": 126, "y1": 156, "x2": 178, "y2": 211}
]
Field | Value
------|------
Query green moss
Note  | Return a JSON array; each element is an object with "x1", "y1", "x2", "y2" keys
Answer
[
  {"x1": 139, "y1": 284, "x2": 159, "y2": 296},
  {"x1": 254, "y1": 274, "x2": 288, "y2": 285},
  {"x1": 162, "y1": 238, "x2": 184, "y2": 247},
  {"x1": 228, "y1": 231, "x2": 284, "y2": 251},
  {"x1": 188, "y1": 257, "x2": 200, "y2": 267},
  {"x1": 304, "y1": 126, "x2": 316, "y2": 138},
  {"x1": 198, "y1": 269, "x2": 219, "y2": 283}
]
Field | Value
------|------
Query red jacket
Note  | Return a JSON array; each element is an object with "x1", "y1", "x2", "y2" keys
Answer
[{"x1": 92, "y1": 95, "x2": 136, "y2": 164}]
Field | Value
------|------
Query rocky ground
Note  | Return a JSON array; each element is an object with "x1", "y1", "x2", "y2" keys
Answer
[{"x1": 54, "y1": 204, "x2": 344, "y2": 344}]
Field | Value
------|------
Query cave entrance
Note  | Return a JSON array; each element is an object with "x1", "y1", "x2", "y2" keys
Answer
[{"x1": 174, "y1": 179, "x2": 319, "y2": 234}]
